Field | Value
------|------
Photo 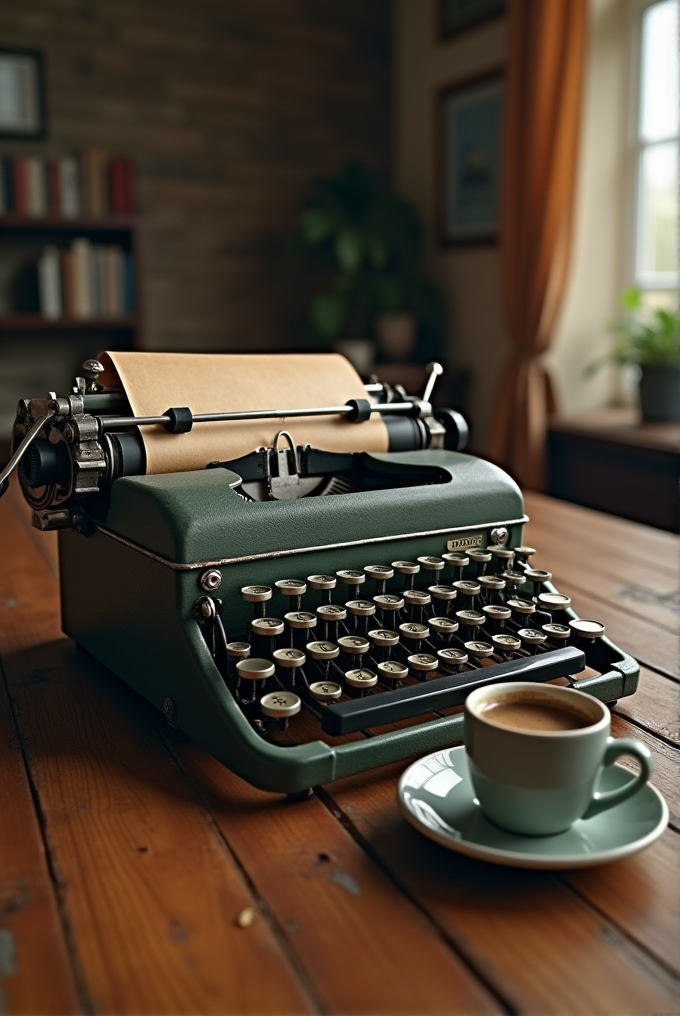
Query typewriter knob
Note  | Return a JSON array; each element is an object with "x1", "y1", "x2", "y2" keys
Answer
[
  {"x1": 368, "y1": 628, "x2": 400, "y2": 649},
  {"x1": 455, "y1": 609, "x2": 485, "y2": 630},
  {"x1": 428, "y1": 585, "x2": 457, "y2": 615},
  {"x1": 408, "y1": 653, "x2": 438, "y2": 674},
  {"x1": 491, "y1": 634, "x2": 522, "y2": 656},
  {"x1": 417, "y1": 555, "x2": 445, "y2": 574},
  {"x1": 479, "y1": 575, "x2": 506, "y2": 604},
  {"x1": 364, "y1": 564, "x2": 394, "y2": 595},
  {"x1": 437, "y1": 648, "x2": 468, "y2": 669},
  {"x1": 373, "y1": 594, "x2": 405, "y2": 613},
  {"x1": 346, "y1": 599, "x2": 376, "y2": 616},
  {"x1": 501, "y1": 570, "x2": 526, "y2": 594},
  {"x1": 489, "y1": 546, "x2": 515, "y2": 573},
  {"x1": 507, "y1": 597, "x2": 536, "y2": 620},
  {"x1": 464, "y1": 641, "x2": 494, "y2": 660},
  {"x1": 237, "y1": 658, "x2": 276, "y2": 680},
  {"x1": 482, "y1": 604, "x2": 511, "y2": 634},
  {"x1": 285, "y1": 611, "x2": 317, "y2": 629},
  {"x1": 377, "y1": 660, "x2": 408, "y2": 683},
  {"x1": 242, "y1": 584, "x2": 273, "y2": 602},
  {"x1": 517, "y1": 628, "x2": 548, "y2": 653},
  {"x1": 429, "y1": 616, "x2": 459, "y2": 638},
  {"x1": 273, "y1": 647, "x2": 306, "y2": 667},
  {"x1": 337, "y1": 635, "x2": 370, "y2": 659},
  {"x1": 537, "y1": 592, "x2": 572, "y2": 613},
  {"x1": 391, "y1": 560, "x2": 420, "y2": 590},
  {"x1": 307, "y1": 574, "x2": 336, "y2": 590},
  {"x1": 467, "y1": 549, "x2": 492, "y2": 576},
  {"x1": 260, "y1": 691, "x2": 301, "y2": 720},
  {"x1": 276, "y1": 579, "x2": 307, "y2": 611},
  {"x1": 336, "y1": 570, "x2": 366, "y2": 595},
  {"x1": 542, "y1": 623, "x2": 571, "y2": 644},
  {"x1": 404, "y1": 589, "x2": 431, "y2": 606},
  {"x1": 524, "y1": 568, "x2": 552, "y2": 598},
  {"x1": 513, "y1": 546, "x2": 537, "y2": 564},
  {"x1": 251, "y1": 617, "x2": 285, "y2": 638},
  {"x1": 569, "y1": 619, "x2": 606, "y2": 641},
  {"x1": 344, "y1": 668, "x2": 378, "y2": 690},
  {"x1": 442, "y1": 552, "x2": 469, "y2": 577},
  {"x1": 226, "y1": 641, "x2": 251, "y2": 659},
  {"x1": 309, "y1": 681, "x2": 342, "y2": 703},
  {"x1": 398, "y1": 621, "x2": 430, "y2": 641}
]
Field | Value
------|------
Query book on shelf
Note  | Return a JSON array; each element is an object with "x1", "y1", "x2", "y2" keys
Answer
[
  {"x1": 30, "y1": 239, "x2": 135, "y2": 320},
  {"x1": 37, "y1": 246, "x2": 62, "y2": 319},
  {"x1": 0, "y1": 150, "x2": 134, "y2": 218}
]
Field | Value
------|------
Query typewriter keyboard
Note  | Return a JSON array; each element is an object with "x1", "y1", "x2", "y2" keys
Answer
[{"x1": 197, "y1": 547, "x2": 617, "y2": 744}]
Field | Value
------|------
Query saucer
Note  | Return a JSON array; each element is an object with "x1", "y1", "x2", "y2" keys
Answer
[{"x1": 398, "y1": 746, "x2": 668, "y2": 869}]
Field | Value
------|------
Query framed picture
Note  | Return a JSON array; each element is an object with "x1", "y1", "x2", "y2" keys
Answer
[
  {"x1": 0, "y1": 48, "x2": 46, "y2": 139},
  {"x1": 440, "y1": 0, "x2": 505, "y2": 39},
  {"x1": 438, "y1": 71, "x2": 503, "y2": 246}
]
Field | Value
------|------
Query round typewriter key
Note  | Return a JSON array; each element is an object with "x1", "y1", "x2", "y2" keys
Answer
[
  {"x1": 273, "y1": 647, "x2": 306, "y2": 668},
  {"x1": 344, "y1": 668, "x2": 378, "y2": 690},
  {"x1": 417, "y1": 555, "x2": 445, "y2": 573},
  {"x1": 452, "y1": 580, "x2": 481, "y2": 606},
  {"x1": 442, "y1": 552, "x2": 469, "y2": 579},
  {"x1": 455, "y1": 609, "x2": 485, "y2": 628},
  {"x1": 373, "y1": 594, "x2": 404, "y2": 619},
  {"x1": 364, "y1": 564, "x2": 394, "y2": 594},
  {"x1": 276, "y1": 579, "x2": 307, "y2": 596},
  {"x1": 517, "y1": 628, "x2": 547, "y2": 652},
  {"x1": 237, "y1": 658, "x2": 276, "y2": 680},
  {"x1": 491, "y1": 634, "x2": 522, "y2": 655},
  {"x1": 513, "y1": 545, "x2": 536, "y2": 564},
  {"x1": 368, "y1": 628, "x2": 399, "y2": 648},
  {"x1": 569, "y1": 619, "x2": 606, "y2": 640},
  {"x1": 408, "y1": 652, "x2": 438, "y2": 673},
  {"x1": 542, "y1": 622, "x2": 571, "y2": 643},
  {"x1": 337, "y1": 635, "x2": 370, "y2": 656},
  {"x1": 482, "y1": 604, "x2": 511, "y2": 633},
  {"x1": 241, "y1": 585, "x2": 272, "y2": 602},
  {"x1": 307, "y1": 574, "x2": 336, "y2": 604},
  {"x1": 226, "y1": 641, "x2": 251, "y2": 659},
  {"x1": 309, "y1": 681, "x2": 342, "y2": 703},
  {"x1": 251, "y1": 617, "x2": 285, "y2": 637},
  {"x1": 524, "y1": 568, "x2": 552, "y2": 598},
  {"x1": 378, "y1": 660, "x2": 408, "y2": 683},
  {"x1": 260, "y1": 691, "x2": 301, "y2": 720},
  {"x1": 501, "y1": 570, "x2": 526, "y2": 593},
  {"x1": 398, "y1": 621, "x2": 430, "y2": 641},
  {"x1": 537, "y1": 592, "x2": 572, "y2": 612},
  {"x1": 507, "y1": 597, "x2": 536, "y2": 619},
  {"x1": 306, "y1": 641, "x2": 340, "y2": 660},
  {"x1": 464, "y1": 641, "x2": 494, "y2": 660},
  {"x1": 316, "y1": 604, "x2": 347, "y2": 619},
  {"x1": 336, "y1": 570, "x2": 365, "y2": 600},
  {"x1": 489, "y1": 546, "x2": 515, "y2": 573},
  {"x1": 429, "y1": 584, "x2": 457, "y2": 601},
  {"x1": 478, "y1": 575, "x2": 506, "y2": 604},
  {"x1": 285, "y1": 611, "x2": 317, "y2": 628},
  {"x1": 468, "y1": 549, "x2": 492, "y2": 575},
  {"x1": 391, "y1": 560, "x2": 420, "y2": 589},
  {"x1": 437, "y1": 648, "x2": 468, "y2": 668},
  {"x1": 346, "y1": 599, "x2": 376, "y2": 616},
  {"x1": 404, "y1": 589, "x2": 431, "y2": 605},
  {"x1": 429, "y1": 616, "x2": 459, "y2": 637}
]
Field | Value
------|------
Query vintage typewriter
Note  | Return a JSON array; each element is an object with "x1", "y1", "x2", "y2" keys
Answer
[{"x1": 0, "y1": 353, "x2": 639, "y2": 796}]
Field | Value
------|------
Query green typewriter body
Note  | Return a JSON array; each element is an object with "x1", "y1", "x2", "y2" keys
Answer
[{"x1": 3, "y1": 358, "x2": 639, "y2": 794}]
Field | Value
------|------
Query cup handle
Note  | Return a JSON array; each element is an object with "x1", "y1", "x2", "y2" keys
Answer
[{"x1": 582, "y1": 737, "x2": 653, "y2": 821}]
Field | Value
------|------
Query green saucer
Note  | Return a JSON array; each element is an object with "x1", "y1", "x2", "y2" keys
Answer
[{"x1": 398, "y1": 746, "x2": 668, "y2": 869}]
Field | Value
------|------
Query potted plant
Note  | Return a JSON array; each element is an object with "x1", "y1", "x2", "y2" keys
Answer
[
  {"x1": 293, "y1": 163, "x2": 444, "y2": 367},
  {"x1": 587, "y1": 289, "x2": 680, "y2": 422}
]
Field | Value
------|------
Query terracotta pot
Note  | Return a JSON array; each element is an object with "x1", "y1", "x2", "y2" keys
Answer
[
  {"x1": 375, "y1": 313, "x2": 416, "y2": 362},
  {"x1": 333, "y1": 338, "x2": 375, "y2": 376},
  {"x1": 639, "y1": 365, "x2": 680, "y2": 422}
]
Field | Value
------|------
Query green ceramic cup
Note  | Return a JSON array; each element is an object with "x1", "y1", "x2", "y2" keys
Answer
[{"x1": 464, "y1": 681, "x2": 653, "y2": 836}]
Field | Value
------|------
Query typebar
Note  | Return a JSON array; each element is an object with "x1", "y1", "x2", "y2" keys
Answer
[{"x1": 321, "y1": 645, "x2": 586, "y2": 735}]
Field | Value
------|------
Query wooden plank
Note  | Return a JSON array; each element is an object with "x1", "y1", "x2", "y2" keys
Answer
[
  {"x1": 610, "y1": 715, "x2": 680, "y2": 829},
  {"x1": 613, "y1": 667, "x2": 679, "y2": 746},
  {"x1": 0, "y1": 504, "x2": 312, "y2": 1015},
  {"x1": 0, "y1": 666, "x2": 80, "y2": 1015},
  {"x1": 324, "y1": 764, "x2": 680, "y2": 1016},
  {"x1": 165, "y1": 733, "x2": 500, "y2": 1016},
  {"x1": 524, "y1": 493, "x2": 678, "y2": 573},
  {"x1": 563, "y1": 831, "x2": 680, "y2": 974}
]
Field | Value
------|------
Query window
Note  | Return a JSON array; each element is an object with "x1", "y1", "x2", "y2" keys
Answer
[{"x1": 633, "y1": 0, "x2": 679, "y2": 309}]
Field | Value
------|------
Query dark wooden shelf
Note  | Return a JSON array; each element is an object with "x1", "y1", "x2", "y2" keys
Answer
[
  {"x1": 0, "y1": 315, "x2": 137, "y2": 331},
  {"x1": 0, "y1": 215, "x2": 135, "y2": 233}
]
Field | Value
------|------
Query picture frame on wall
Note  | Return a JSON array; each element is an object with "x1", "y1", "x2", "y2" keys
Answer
[
  {"x1": 0, "y1": 48, "x2": 46, "y2": 139},
  {"x1": 440, "y1": 0, "x2": 505, "y2": 39},
  {"x1": 438, "y1": 71, "x2": 503, "y2": 246}
]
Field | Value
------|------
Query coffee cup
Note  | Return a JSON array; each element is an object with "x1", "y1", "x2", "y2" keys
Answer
[{"x1": 464, "y1": 681, "x2": 653, "y2": 836}]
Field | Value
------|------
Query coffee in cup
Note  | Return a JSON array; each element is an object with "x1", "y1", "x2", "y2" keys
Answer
[{"x1": 464, "y1": 682, "x2": 653, "y2": 836}]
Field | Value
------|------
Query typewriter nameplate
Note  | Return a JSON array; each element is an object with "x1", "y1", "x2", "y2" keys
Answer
[{"x1": 446, "y1": 535, "x2": 483, "y2": 551}]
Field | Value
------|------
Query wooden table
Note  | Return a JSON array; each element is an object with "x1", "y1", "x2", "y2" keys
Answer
[{"x1": 1, "y1": 486, "x2": 678, "y2": 1015}]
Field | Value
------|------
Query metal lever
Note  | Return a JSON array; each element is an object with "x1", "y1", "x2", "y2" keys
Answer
[
  {"x1": 321, "y1": 645, "x2": 586, "y2": 736},
  {"x1": 422, "y1": 362, "x2": 444, "y2": 405},
  {"x1": 0, "y1": 408, "x2": 56, "y2": 500}
]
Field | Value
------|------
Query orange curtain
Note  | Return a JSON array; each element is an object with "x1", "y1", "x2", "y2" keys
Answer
[{"x1": 487, "y1": 0, "x2": 588, "y2": 490}]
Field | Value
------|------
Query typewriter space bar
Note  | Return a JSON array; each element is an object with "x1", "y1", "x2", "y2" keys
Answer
[{"x1": 321, "y1": 646, "x2": 586, "y2": 736}]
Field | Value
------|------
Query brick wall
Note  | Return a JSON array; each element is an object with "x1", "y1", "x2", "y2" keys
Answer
[{"x1": 0, "y1": 0, "x2": 391, "y2": 351}]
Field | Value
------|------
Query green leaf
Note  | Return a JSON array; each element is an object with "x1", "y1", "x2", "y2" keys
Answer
[
  {"x1": 335, "y1": 228, "x2": 364, "y2": 273},
  {"x1": 621, "y1": 287, "x2": 641, "y2": 312},
  {"x1": 309, "y1": 290, "x2": 347, "y2": 340},
  {"x1": 299, "y1": 208, "x2": 336, "y2": 245}
]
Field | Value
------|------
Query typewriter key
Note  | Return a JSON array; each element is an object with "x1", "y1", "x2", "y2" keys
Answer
[
  {"x1": 482, "y1": 604, "x2": 511, "y2": 634},
  {"x1": 336, "y1": 569, "x2": 366, "y2": 601},
  {"x1": 368, "y1": 628, "x2": 400, "y2": 649},
  {"x1": 489, "y1": 546, "x2": 515, "y2": 573},
  {"x1": 364, "y1": 564, "x2": 394, "y2": 595},
  {"x1": 513, "y1": 546, "x2": 536, "y2": 564},
  {"x1": 524, "y1": 568, "x2": 552, "y2": 599},
  {"x1": 442, "y1": 552, "x2": 469, "y2": 582},
  {"x1": 237, "y1": 657, "x2": 275, "y2": 702},
  {"x1": 468, "y1": 549, "x2": 492, "y2": 576},
  {"x1": 316, "y1": 603, "x2": 347, "y2": 639},
  {"x1": 344, "y1": 668, "x2": 378, "y2": 691},
  {"x1": 452, "y1": 580, "x2": 481, "y2": 606},
  {"x1": 307, "y1": 574, "x2": 337, "y2": 605},
  {"x1": 506, "y1": 598, "x2": 536, "y2": 620},
  {"x1": 501, "y1": 570, "x2": 526, "y2": 595},
  {"x1": 345, "y1": 599, "x2": 376, "y2": 634},
  {"x1": 517, "y1": 628, "x2": 547, "y2": 653},
  {"x1": 491, "y1": 634, "x2": 522, "y2": 656},
  {"x1": 542, "y1": 623, "x2": 571, "y2": 644},
  {"x1": 404, "y1": 589, "x2": 431, "y2": 604},
  {"x1": 226, "y1": 641, "x2": 251, "y2": 659},
  {"x1": 241, "y1": 584, "x2": 273, "y2": 619},
  {"x1": 464, "y1": 641, "x2": 494, "y2": 660},
  {"x1": 478, "y1": 575, "x2": 506, "y2": 605},
  {"x1": 273, "y1": 648, "x2": 306, "y2": 668},
  {"x1": 392, "y1": 560, "x2": 420, "y2": 590},
  {"x1": 455, "y1": 609, "x2": 485, "y2": 630},
  {"x1": 276, "y1": 579, "x2": 307, "y2": 611},
  {"x1": 309, "y1": 681, "x2": 342, "y2": 703},
  {"x1": 429, "y1": 616, "x2": 459, "y2": 638},
  {"x1": 398, "y1": 621, "x2": 430, "y2": 641},
  {"x1": 306, "y1": 641, "x2": 340, "y2": 660},
  {"x1": 436, "y1": 648, "x2": 468, "y2": 669},
  {"x1": 337, "y1": 636, "x2": 370, "y2": 669},
  {"x1": 251, "y1": 618, "x2": 285, "y2": 654},
  {"x1": 429, "y1": 584, "x2": 457, "y2": 602},
  {"x1": 537, "y1": 592, "x2": 572, "y2": 613},
  {"x1": 377, "y1": 660, "x2": 408, "y2": 683},
  {"x1": 569, "y1": 619, "x2": 606, "y2": 641},
  {"x1": 417, "y1": 555, "x2": 445, "y2": 575},
  {"x1": 408, "y1": 652, "x2": 438, "y2": 674},
  {"x1": 260, "y1": 691, "x2": 301, "y2": 721}
]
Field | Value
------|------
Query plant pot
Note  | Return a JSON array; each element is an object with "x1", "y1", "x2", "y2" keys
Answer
[
  {"x1": 375, "y1": 312, "x2": 417, "y2": 362},
  {"x1": 333, "y1": 338, "x2": 375, "y2": 376},
  {"x1": 639, "y1": 365, "x2": 680, "y2": 422}
]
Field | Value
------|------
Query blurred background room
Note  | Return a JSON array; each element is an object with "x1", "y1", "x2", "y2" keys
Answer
[{"x1": 0, "y1": 0, "x2": 677, "y2": 528}]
